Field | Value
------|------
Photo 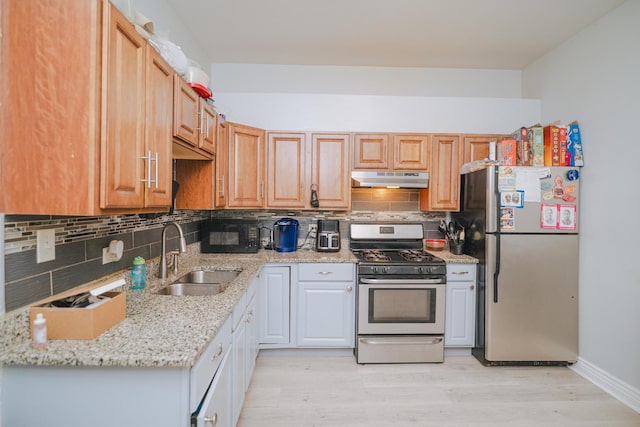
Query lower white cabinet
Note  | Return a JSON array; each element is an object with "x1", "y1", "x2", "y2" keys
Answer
[
  {"x1": 296, "y1": 263, "x2": 355, "y2": 348},
  {"x1": 445, "y1": 263, "x2": 477, "y2": 347},
  {"x1": 232, "y1": 277, "x2": 259, "y2": 425},
  {"x1": 194, "y1": 346, "x2": 233, "y2": 427},
  {"x1": 258, "y1": 265, "x2": 291, "y2": 345}
]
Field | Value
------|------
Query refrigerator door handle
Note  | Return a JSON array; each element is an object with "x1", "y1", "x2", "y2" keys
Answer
[{"x1": 493, "y1": 166, "x2": 501, "y2": 303}]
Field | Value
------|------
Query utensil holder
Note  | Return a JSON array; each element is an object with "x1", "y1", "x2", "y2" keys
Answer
[{"x1": 449, "y1": 240, "x2": 464, "y2": 255}]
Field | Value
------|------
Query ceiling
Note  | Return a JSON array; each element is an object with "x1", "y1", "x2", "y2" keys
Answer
[{"x1": 164, "y1": 0, "x2": 624, "y2": 69}]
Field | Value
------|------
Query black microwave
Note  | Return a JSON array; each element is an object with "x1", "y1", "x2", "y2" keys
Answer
[{"x1": 200, "y1": 219, "x2": 260, "y2": 253}]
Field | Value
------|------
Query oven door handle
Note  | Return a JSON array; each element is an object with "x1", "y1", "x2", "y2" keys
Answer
[{"x1": 359, "y1": 278, "x2": 445, "y2": 285}]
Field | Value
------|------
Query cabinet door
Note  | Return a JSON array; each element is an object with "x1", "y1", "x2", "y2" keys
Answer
[
  {"x1": 173, "y1": 77, "x2": 200, "y2": 147},
  {"x1": 228, "y1": 123, "x2": 266, "y2": 208},
  {"x1": 311, "y1": 133, "x2": 351, "y2": 210},
  {"x1": 215, "y1": 120, "x2": 229, "y2": 208},
  {"x1": 231, "y1": 316, "x2": 247, "y2": 425},
  {"x1": 353, "y1": 134, "x2": 389, "y2": 169},
  {"x1": 445, "y1": 264, "x2": 477, "y2": 347},
  {"x1": 421, "y1": 134, "x2": 461, "y2": 211},
  {"x1": 296, "y1": 281, "x2": 355, "y2": 348},
  {"x1": 266, "y1": 132, "x2": 307, "y2": 208},
  {"x1": 143, "y1": 47, "x2": 173, "y2": 208},
  {"x1": 200, "y1": 102, "x2": 217, "y2": 155},
  {"x1": 393, "y1": 134, "x2": 430, "y2": 170},
  {"x1": 258, "y1": 266, "x2": 290, "y2": 344},
  {"x1": 101, "y1": 5, "x2": 146, "y2": 208},
  {"x1": 245, "y1": 292, "x2": 259, "y2": 389},
  {"x1": 463, "y1": 135, "x2": 502, "y2": 164},
  {"x1": 195, "y1": 347, "x2": 232, "y2": 427}
]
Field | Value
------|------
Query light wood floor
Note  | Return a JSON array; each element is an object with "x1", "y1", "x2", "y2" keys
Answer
[{"x1": 238, "y1": 354, "x2": 640, "y2": 427}]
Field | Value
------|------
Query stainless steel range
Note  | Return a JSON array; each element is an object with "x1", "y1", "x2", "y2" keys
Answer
[{"x1": 350, "y1": 223, "x2": 446, "y2": 364}]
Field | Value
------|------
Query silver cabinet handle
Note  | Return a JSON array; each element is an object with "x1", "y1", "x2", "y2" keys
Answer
[
  {"x1": 346, "y1": 286, "x2": 353, "y2": 293},
  {"x1": 154, "y1": 151, "x2": 159, "y2": 189},
  {"x1": 140, "y1": 150, "x2": 152, "y2": 188},
  {"x1": 318, "y1": 271, "x2": 332, "y2": 275},
  {"x1": 217, "y1": 176, "x2": 225, "y2": 197},
  {"x1": 211, "y1": 344, "x2": 223, "y2": 361},
  {"x1": 204, "y1": 413, "x2": 218, "y2": 425},
  {"x1": 196, "y1": 110, "x2": 203, "y2": 133},
  {"x1": 452, "y1": 271, "x2": 469, "y2": 275}
]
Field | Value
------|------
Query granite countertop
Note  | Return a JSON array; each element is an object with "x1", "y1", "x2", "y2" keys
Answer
[
  {"x1": 428, "y1": 250, "x2": 479, "y2": 264},
  {"x1": 0, "y1": 245, "x2": 357, "y2": 369}
]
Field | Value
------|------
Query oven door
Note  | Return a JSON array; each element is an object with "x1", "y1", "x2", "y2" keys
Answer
[{"x1": 358, "y1": 278, "x2": 445, "y2": 335}]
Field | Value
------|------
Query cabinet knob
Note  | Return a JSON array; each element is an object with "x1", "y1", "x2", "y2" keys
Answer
[
  {"x1": 346, "y1": 286, "x2": 353, "y2": 293},
  {"x1": 211, "y1": 344, "x2": 223, "y2": 361},
  {"x1": 204, "y1": 413, "x2": 218, "y2": 425},
  {"x1": 470, "y1": 285, "x2": 475, "y2": 291}
]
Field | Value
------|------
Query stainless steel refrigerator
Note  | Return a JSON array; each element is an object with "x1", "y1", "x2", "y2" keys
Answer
[{"x1": 453, "y1": 165, "x2": 580, "y2": 365}]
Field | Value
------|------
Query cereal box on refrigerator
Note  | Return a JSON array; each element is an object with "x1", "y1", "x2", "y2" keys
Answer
[
  {"x1": 498, "y1": 139, "x2": 517, "y2": 166},
  {"x1": 566, "y1": 121, "x2": 584, "y2": 166},
  {"x1": 510, "y1": 127, "x2": 533, "y2": 166},
  {"x1": 543, "y1": 125, "x2": 562, "y2": 166},
  {"x1": 529, "y1": 124, "x2": 545, "y2": 166}
]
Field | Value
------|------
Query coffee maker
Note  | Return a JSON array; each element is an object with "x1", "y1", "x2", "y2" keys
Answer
[
  {"x1": 315, "y1": 219, "x2": 340, "y2": 252},
  {"x1": 273, "y1": 218, "x2": 299, "y2": 252}
]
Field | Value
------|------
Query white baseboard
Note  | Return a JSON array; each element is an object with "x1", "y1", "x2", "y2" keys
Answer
[{"x1": 570, "y1": 357, "x2": 640, "y2": 413}]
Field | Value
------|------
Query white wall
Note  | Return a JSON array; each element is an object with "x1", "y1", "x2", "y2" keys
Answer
[
  {"x1": 110, "y1": 0, "x2": 208, "y2": 66},
  {"x1": 524, "y1": 0, "x2": 640, "y2": 398},
  {"x1": 210, "y1": 64, "x2": 523, "y2": 98}
]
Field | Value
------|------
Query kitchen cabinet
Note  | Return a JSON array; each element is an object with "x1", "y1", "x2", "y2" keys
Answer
[
  {"x1": 265, "y1": 132, "x2": 351, "y2": 210},
  {"x1": 259, "y1": 265, "x2": 291, "y2": 345},
  {"x1": 445, "y1": 263, "x2": 477, "y2": 347},
  {"x1": 232, "y1": 277, "x2": 259, "y2": 425},
  {"x1": 0, "y1": 0, "x2": 173, "y2": 215},
  {"x1": 296, "y1": 263, "x2": 355, "y2": 348},
  {"x1": 353, "y1": 133, "x2": 429, "y2": 171},
  {"x1": 463, "y1": 134, "x2": 504, "y2": 163},
  {"x1": 172, "y1": 77, "x2": 216, "y2": 159},
  {"x1": 194, "y1": 346, "x2": 233, "y2": 427},
  {"x1": 173, "y1": 117, "x2": 229, "y2": 210},
  {"x1": 420, "y1": 134, "x2": 462, "y2": 211},
  {"x1": 310, "y1": 133, "x2": 352, "y2": 209},
  {"x1": 228, "y1": 122, "x2": 266, "y2": 208},
  {"x1": 266, "y1": 132, "x2": 308, "y2": 208}
]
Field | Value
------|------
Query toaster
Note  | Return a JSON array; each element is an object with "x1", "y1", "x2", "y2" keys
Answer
[{"x1": 316, "y1": 220, "x2": 341, "y2": 252}]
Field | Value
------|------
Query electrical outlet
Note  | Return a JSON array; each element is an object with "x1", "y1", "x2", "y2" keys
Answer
[
  {"x1": 308, "y1": 224, "x2": 317, "y2": 233},
  {"x1": 36, "y1": 229, "x2": 56, "y2": 263}
]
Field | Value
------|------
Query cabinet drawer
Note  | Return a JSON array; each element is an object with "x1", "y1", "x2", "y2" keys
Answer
[
  {"x1": 190, "y1": 315, "x2": 232, "y2": 412},
  {"x1": 298, "y1": 263, "x2": 354, "y2": 282},
  {"x1": 446, "y1": 264, "x2": 476, "y2": 282}
]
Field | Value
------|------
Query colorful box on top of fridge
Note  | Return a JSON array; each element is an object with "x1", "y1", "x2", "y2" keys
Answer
[
  {"x1": 498, "y1": 139, "x2": 517, "y2": 166},
  {"x1": 559, "y1": 126, "x2": 568, "y2": 166},
  {"x1": 529, "y1": 125, "x2": 545, "y2": 166},
  {"x1": 566, "y1": 121, "x2": 585, "y2": 166},
  {"x1": 510, "y1": 127, "x2": 533, "y2": 166},
  {"x1": 543, "y1": 125, "x2": 563, "y2": 166}
]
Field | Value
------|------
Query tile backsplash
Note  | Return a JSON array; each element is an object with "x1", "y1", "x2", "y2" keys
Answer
[{"x1": 3, "y1": 198, "x2": 447, "y2": 311}]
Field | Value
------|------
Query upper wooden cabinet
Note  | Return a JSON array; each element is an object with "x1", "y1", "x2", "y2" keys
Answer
[
  {"x1": 311, "y1": 133, "x2": 351, "y2": 210},
  {"x1": 0, "y1": 0, "x2": 172, "y2": 215},
  {"x1": 353, "y1": 133, "x2": 429, "y2": 171},
  {"x1": 393, "y1": 134, "x2": 430, "y2": 170},
  {"x1": 265, "y1": 132, "x2": 351, "y2": 210},
  {"x1": 420, "y1": 134, "x2": 462, "y2": 212},
  {"x1": 228, "y1": 123, "x2": 266, "y2": 208},
  {"x1": 172, "y1": 77, "x2": 216, "y2": 159},
  {"x1": 462, "y1": 135, "x2": 503, "y2": 164},
  {"x1": 267, "y1": 133, "x2": 308, "y2": 208},
  {"x1": 353, "y1": 134, "x2": 389, "y2": 169}
]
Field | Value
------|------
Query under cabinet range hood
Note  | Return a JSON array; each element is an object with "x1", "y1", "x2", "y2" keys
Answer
[{"x1": 351, "y1": 171, "x2": 429, "y2": 189}]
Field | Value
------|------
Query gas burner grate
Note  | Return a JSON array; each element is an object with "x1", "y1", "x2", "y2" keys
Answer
[
  {"x1": 361, "y1": 249, "x2": 391, "y2": 262},
  {"x1": 398, "y1": 249, "x2": 439, "y2": 263}
]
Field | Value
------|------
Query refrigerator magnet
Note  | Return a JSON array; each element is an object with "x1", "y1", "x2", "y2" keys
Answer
[
  {"x1": 500, "y1": 190, "x2": 524, "y2": 208},
  {"x1": 541, "y1": 204, "x2": 558, "y2": 229},
  {"x1": 500, "y1": 208, "x2": 515, "y2": 230},
  {"x1": 558, "y1": 205, "x2": 577, "y2": 230}
]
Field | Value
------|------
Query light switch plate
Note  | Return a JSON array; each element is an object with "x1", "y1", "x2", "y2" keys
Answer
[{"x1": 36, "y1": 229, "x2": 56, "y2": 263}]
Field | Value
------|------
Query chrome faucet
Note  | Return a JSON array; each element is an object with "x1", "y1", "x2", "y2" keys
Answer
[{"x1": 159, "y1": 221, "x2": 187, "y2": 279}]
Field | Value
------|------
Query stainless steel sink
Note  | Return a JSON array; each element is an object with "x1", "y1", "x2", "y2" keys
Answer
[
  {"x1": 155, "y1": 269, "x2": 241, "y2": 296},
  {"x1": 155, "y1": 283, "x2": 225, "y2": 296},
  {"x1": 175, "y1": 270, "x2": 241, "y2": 284}
]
